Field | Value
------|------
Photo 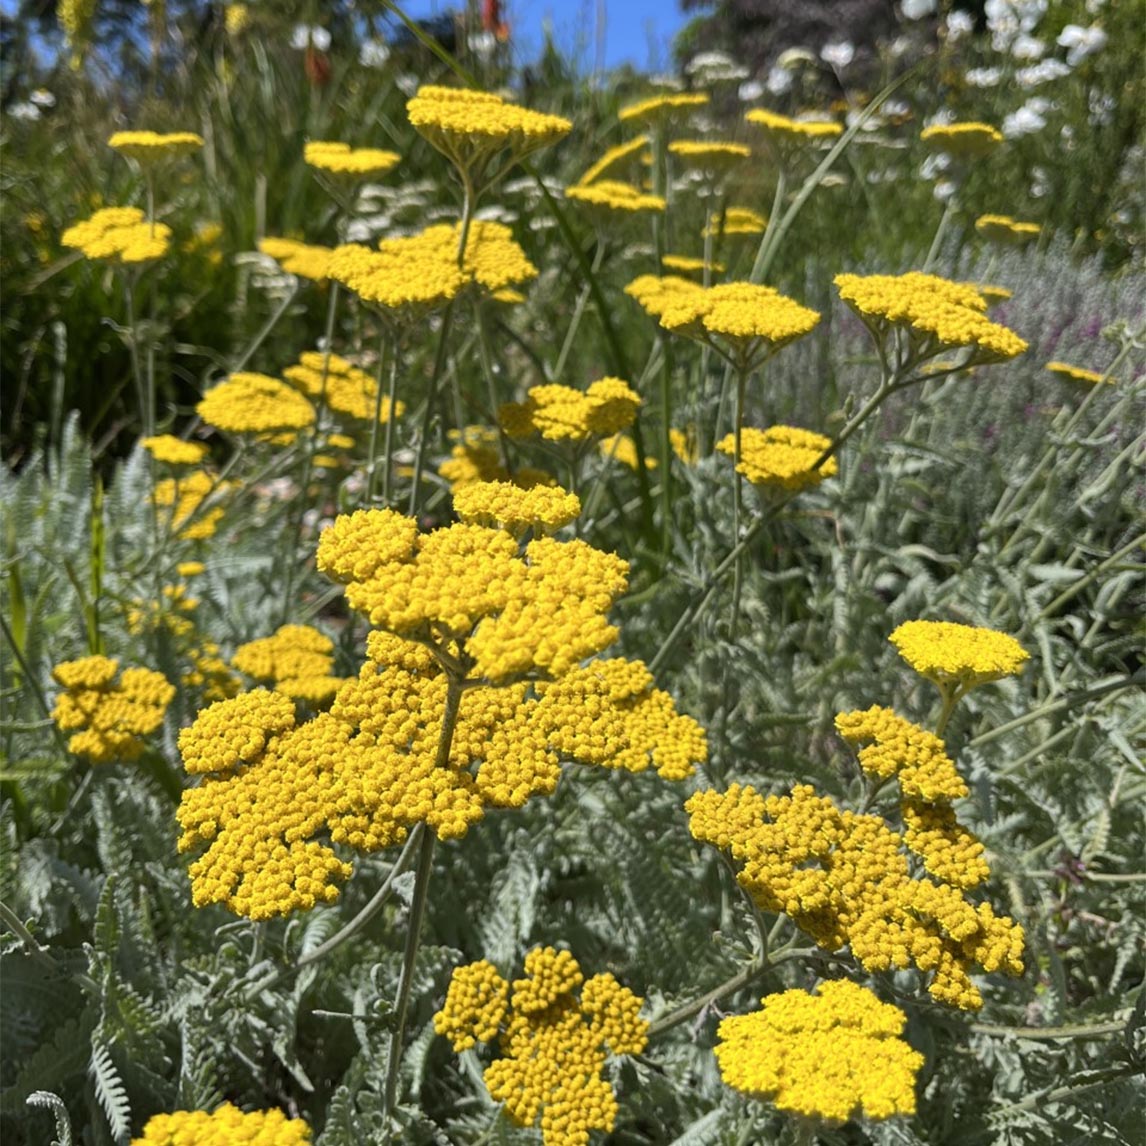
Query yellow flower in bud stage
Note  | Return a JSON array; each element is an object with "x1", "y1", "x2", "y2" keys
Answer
[
  {"x1": 686, "y1": 782, "x2": 1024, "y2": 1009},
  {"x1": 62, "y1": 207, "x2": 171, "y2": 262},
  {"x1": 197, "y1": 372, "x2": 316, "y2": 435},
  {"x1": 282, "y1": 350, "x2": 404, "y2": 425},
  {"x1": 975, "y1": 213, "x2": 1041, "y2": 245},
  {"x1": 921, "y1": 121, "x2": 1003, "y2": 159},
  {"x1": 500, "y1": 378, "x2": 641, "y2": 444},
  {"x1": 436, "y1": 948, "x2": 648, "y2": 1146},
  {"x1": 140, "y1": 434, "x2": 208, "y2": 466},
  {"x1": 108, "y1": 130, "x2": 204, "y2": 162},
  {"x1": 258, "y1": 237, "x2": 335, "y2": 281},
  {"x1": 618, "y1": 92, "x2": 709, "y2": 125},
  {"x1": 889, "y1": 620, "x2": 1029, "y2": 694},
  {"x1": 834, "y1": 271, "x2": 1028, "y2": 364},
  {"x1": 1045, "y1": 360, "x2": 1113, "y2": 385},
  {"x1": 715, "y1": 980, "x2": 924, "y2": 1123},
  {"x1": 704, "y1": 205, "x2": 767, "y2": 237},
  {"x1": 575, "y1": 135, "x2": 650, "y2": 186},
  {"x1": 231, "y1": 624, "x2": 345, "y2": 703},
  {"x1": 304, "y1": 140, "x2": 400, "y2": 179},
  {"x1": 51, "y1": 656, "x2": 174, "y2": 764},
  {"x1": 564, "y1": 180, "x2": 666, "y2": 215},
  {"x1": 716, "y1": 424, "x2": 835, "y2": 491},
  {"x1": 131, "y1": 1103, "x2": 311, "y2": 1145}
]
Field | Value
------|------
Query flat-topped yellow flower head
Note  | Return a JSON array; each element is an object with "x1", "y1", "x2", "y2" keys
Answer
[
  {"x1": 890, "y1": 620, "x2": 1029, "y2": 692},
  {"x1": 716, "y1": 424, "x2": 835, "y2": 491},
  {"x1": 438, "y1": 426, "x2": 554, "y2": 492},
  {"x1": 625, "y1": 273, "x2": 706, "y2": 318},
  {"x1": 575, "y1": 135, "x2": 650, "y2": 186},
  {"x1": 668, "y1": 139, "x2": 751, "y2": 178},
  {"x1": 661, "y1": 254, "x2": 724, "y2": 276},
  {"x1": 304, "y1": 140, "x2": 400, "y2": 179},
  {"x1": 618, "y1": 92, "x2": 709, "y2": 125},
  {"x1": 975, "y1": 213, "x2": 1041, "y2": 245},
  {"x1": 746, "y1": 108, "x2": 842, "y2": 152},
  {"x1": 232, "y1": 623, "x2": 344, "y2": 703},
  {"x1": 921, "y1": 121, "x2": 1003, "y2": 159},
  {"x1": 282, "y1": 350, "x2": 405, "y2": 424},
  {"x1": 453, "y1": 481, "x2": 581, "y2": 537},
  {"x1": 140, "y1": 435, "x2": 208, "y2": 466},
  {"x1": 108, "y1": 130, "x2": 204, "y2": 162},
  {"x1": 705, "y1": 205, "x2": 768, "y2": 237},
  {"x1": 152, "y1": 470, "x2": 232, "y2": 540},
  {"x1": 62, "y1": 206, "x2": 171, "y2": 262},
  {"x1": 835, "y1": 271, "x2": 1028, "y2": 364},
  {"x1": 499, "y1": 378, "x2": 641, "y2": 443},
  {"x1": 1045, "y1": 360, "x2": 1113, "y2": 385},
  {"x1": 197, "y1": 372, "x2": 316, "y2": 436},
  {"x1": 715, "y1": 981, "x2": 924, "y2": 1123},
  {"x1": 258, "y1": 237, "x2": 335, "y2": 280},
  {"x1": 564, "y1": 180, "x2": 665, "y2": 215},
  {"x1": 132, "y1": 1103, "x2": 311, "y2": 1145}
]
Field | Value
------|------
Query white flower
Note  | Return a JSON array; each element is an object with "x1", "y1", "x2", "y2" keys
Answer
[
  {"x1": 887, "y1": 35, "x2": 914, "y2": 58},
  {"x1": 1088, "y1": 90, "x2": 1114, "y2": 126},
  {"x1": 1017, "y1": 58, "x2": 1071, "y2": 86},
  {"x1": 901, "y1": 0, "x2": 937, "y2": 18},
  {"x1": 945, "y1": 10, "x2": 974, "y2": 40},
  {"x1": 986, "y1": 0, "x2": 1046, "y2": 48},
  {"x1": 359, "y1": 39, "x2": 390, "y2": 68},
  {"x1": 1011, "y1": 33, "x2": 1045, "y2": 59},
  {"x1": 1030, "y1": 165, "x2": 1051, "y2": 197},
  {"x1": 686, "y1": 50, "x2": 749, "y2": 82},
  {"x1": 1057, "y1": 23, "x2": 1107, "y2": 65},
  {"x1": 395, "y1": 73, "x2": 420, "y2": 95},
  {"x1": 883, "y1": 99, "x2": 910, "y2": 116},
  {"x1": 934, "y1": 180, "x2": 958, "y2": 201},
  {"x1": 1085, "y1": 0, "x2": 1106, "y2": 11},
  {"x1": 7, "y1": 101, "x2": 40, "y2": 121},
  {"x1": 776, "y1": 47, "x2": 817, "y2": 68},
  {"x1": 738, "y1": 79, "x2": 765, "y2": 101},
  {"x1": 1003, "y1": 103, "x2": 1047, "y2": 136},
  {"x1": 920, "y1": 153, "x2": 952, "y2": 180},
  {"x1": 30, "y1": 88, "x2": 56, "y2": 108},
  {"x1": 965, "y1": 66, "x2": 1003, "y2": 87},
  {"x1": 821, "y1": 41, "x2": 856, "y2": 68},
  {"x1": 765, "y1": 65, "x2": 794, "y2": 95},
  {"x1": 290, "y1": 24, "x2": 331, "y2": 51}
]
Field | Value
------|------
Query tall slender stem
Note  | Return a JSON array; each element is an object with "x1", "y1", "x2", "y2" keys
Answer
[
  {"x1": 367, "y1": 328, "x2": 393, "y2": 505},
  {"x1": 729, "y1": 365, "x2": 748, "y2": 638}
]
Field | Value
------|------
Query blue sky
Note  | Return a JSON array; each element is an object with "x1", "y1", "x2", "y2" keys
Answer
[{"x1": 400, "y1": 0, "x2": 690, "y2": 72}]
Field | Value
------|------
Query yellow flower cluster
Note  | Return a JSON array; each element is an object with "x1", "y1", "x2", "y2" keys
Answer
[
  {"x1": 435, "y1": 948, "x2": 648, "y2": 1146},
  {"x1": 62, "y1": 206, "x2": 171, "y2": 262},
  {"x1": 51, "y1": 656, "x2": 174, "y2": 764},
  {"x1": 258, "y1": 237, "x2": 335, "y2": 280},
  {"x1": 178, "y1": 641, "x2": 705, "y2": 917},
  {"x1": 889, "y1": 620, "x2": 1029, "y2": 691},
  {"x1": 686, "y1": 782, "x2": 1024, "y2": 1008},
  {"x1": 303, "y1": 140, "x2": 400, "y2": 178},
  {"x1": 141, "y1": 434, "x2": 208, "y2": 466},
  {"x1": 131, "y1": 1103, "x2": 310, "y2": 1145},
  {"x1": 564, "y1": 180, "x2": 666, "y2": 214},
  {"x1": 975, "y1": 214, "x2": 1041, "y2": 244},
  {"x1": 746, "y1": 108, "x2": 842, "y2": 143},
  {"x1": 1045, "y1": 360, "x2": 1111, "y2": 385},
  {"x1": 668, "y1": 139, "x2": 751, "y2": 172},
  {"x1": 618, "y1": 92, "x2": 709, "y2": 124},
  {"x1": 330, "y1": 221, "x2": 536, "y2": 316},
  {"x1": 624, "y1": 273, "x2": 704, "y2": 318},
  {"x1": 574, "y1": 135, "x2": 650, "y2": 186},
  {"x1": 438, "y1": 426, "x2": 552, "y2": 491},
  {"x1": 108, "y1": 130, "x2": 204, "y2": 161},
  {"x1": 705, "y1": 206, "x2": 767, "y2": 237},
  {"x1": 406, "y1": 85, "x2": 571, "y2": 183},
  {"x1": 661, "y1": 254, "x2": 724, "y2": 275},
  {"x1": 282, "y1": 351, "x2": 404, "y2": 424},
  {"x1": 600, "y1": 433, "x2": 654, "y2": 470},
  {"x1": 453, "y1": 480, "x2": 581, "y2": 536},
  {"x1": 232, "y1": 624, "x2": 345, "y2": 703},
  {"x1": 715, "y1": 980, "x2": 923, "y2": 1123},
  {"x1": 152, "y1": 470, "x2": 230, "y2": 540},
  {"x1": 834, "y1": 272, "x2": 1028, "y2": 362},
  {"x1": 500, "y1": 378, "x2": 641, "y2": 443},
  {"x1": 197, "y1": 372, "x2": 316, "y2": 435},
  {"x1": 920, "y1": 122, "x2": 1003, "y2": 159},
  {"x1": 716, "y1": 425, "x2": 836, "y2": 491}
]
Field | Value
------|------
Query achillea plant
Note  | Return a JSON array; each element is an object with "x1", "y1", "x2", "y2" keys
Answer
[{"x1": 132, "y1": 1103, "x2": 310, "y2": 1144}]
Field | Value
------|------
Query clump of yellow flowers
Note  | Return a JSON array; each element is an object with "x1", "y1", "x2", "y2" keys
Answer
[
  {"x1": 140, "y1": 434, "x2": 208, "y2": 467},
  {"x1": 889, "y1": 620, "x2": 1030, "y2": 701},
  {"x1": 716, "y1": 424, "x2": 836, "y2": 491},
  {"x1": 131, "y1": 1103, "x2": 310, "y2": 1144},
  {"x1": 746, "y1": 107, "x2": 842, "y2": 150},
  {"x1": 51, "y1": 656, "x2": 174, "y2": 763},
  {"x1": 564, "y1": 180, "x2": 666, "y2": 215},
  {"x1": 1045, "y1": 360, "x2": 1112, "y2": 385},
  {"x1": 975, "y1": 213, "x2": 1042, "y2": 245},
  {"x1": 573, "y1": 135, "x2": 650, "y2": 187},
  {"x1": 618, "y1": 92, "x2": 709, "y2": 125},
  {"x1": 152, "y1": 470, "x2": 231, "y2": 540},
  {"x1": 196, "y1": 372, "x2": 316, "y2": 436},
  {"x1": 257, "y1": 237, "x2": 335, "y2": 281},
  {"x1": 920, "y1": 121, "x2": 1003, "y2": 159},
  {"x1": 499, "y1": 378, "x2": 641, "y2": 445},
  {"x1": 303, "y1": 140, "x2": 400, "y2": 179},
  {"x1": 715, "y1": 980, "x2": 923, "y2": 1123},
  {"x1": 231, "y1": 624, "x2": 345, "y2": 703},
  {"x1": 62, "y1": 206, "x2": 171, "y2": 263},
  {"x1": 437, "y1": 426, "x2": 554, "y2": 492},
  {"x1": 435, "y1": 947, "x2": 648, "y2": 1146},
  {"x1": 282, "y1": 351, "x2": 405, "y2": 425}
]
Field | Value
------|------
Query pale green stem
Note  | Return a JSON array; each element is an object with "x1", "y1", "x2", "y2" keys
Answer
[
  {"x1": 749, "y1": 167, "x2": 787, "y2": 284},
  {"x1": 367, "y1": 328, "x2": 393, "y2": 504},
  {"x1": 922, "y1": 193, "x2": 958, "y2": 273},
  {"x1": 554, "y1": 237, "x2": 606, "y2": 380},
  {"x1": 730, "y1": 365, "x2": 749, "y2": 639},
  {"x1": 475, "y1": 302, "x2": 513, "y2": 473},
  {"x1": 934, "y1": 684, "x2": 962, "y2": 739},
  {"x1": 408, "y1": 304, "x2": 456, "y2": 517},
  {"x1": 1037, "y1": 533, "x2": 1145, "y2": 622},
  {"x1": 379, "y1": 332, "x2": 401, "y2": 505}
]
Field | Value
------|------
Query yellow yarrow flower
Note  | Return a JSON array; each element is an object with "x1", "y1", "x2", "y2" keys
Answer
[
  {"x1": 618, "y1": 92, "x2": 709, "y2": 125},
  {"x1": 716, "y1": 424, "x2": 835, "y2": 491},
  {"x1": 667, "y1": 139, "x2": 751, "y2": 175},
  {"x1": 499, "y1": 378, "x2": 641, "y2": 443},
  {"x1": 282, "y1": 351, "x2": 404, "y2": 424},
  {"x1": 564, "y1": 180, "x2": 666, "y2": 214},
  {"x1": 704, "y1": 205, "x2": 767, "y2": 237},
  {"x1": 921, "y1": 121, "x2": 1003, "y2": 159},
  {"x1": 889, "y1": 620, "x2": 1029, "y2": 692},
  {"x1": 453, "y1": 480, "x2": 581, "y2": 536},
  {"x1": 108, "y1": 130, "x2": 204, "y2": 162},
  {"x1": 131, "y1": 1103, "x2": 311, "y2": 1145},
  {"x1": 624, "y1": 273, "x2": 706, "y2": 318},
  {"x1": 232, "y1": 624, "x2": 344, "y2": 703},
  {"x1": 746, "y1": 108, "x2": 842, "y2": 148},
  {"x1": 438, "y1": 426, "x2": 554, "y2": 492},
  {"x1": 141, "y1": 434, "x2": 208, "y2": 466},
  {"x1": 575, "y1": 134, "x2": 650, "y2": 186},
  {"x1": 975, "y1": 213, "x2": 1041, "y2": 245},
  {"x1": 197, "y1": 372, "x2": 316, "y2": 435},
  {"x1": 177, "y1": 561, "x2": 205, "y2": 577},
  {"x1": 223, "y1": 4, "x2": 250, "y2": 36},
  {"x1": 152, "y1": 470, "x2": 231, "y2": 541},
  {"x1": 61, "y1": 206, "x2": 171, "y2": 263},
  {"x1": 304, "y1": 140, "x2": 400, "y2": 179},
  {"x1": 715, "y1": 981, "x2": 924, "y2": 1123},
  {"x1": 51, "y1": 656, "x2": 174, "y2": 764},
  {"x1": 258, "y1": 237, "x2": 335, "y2": 281},
  {"x1": 1045, "y1": 360, "x2": 1112, "y2": 385},
  {"x1": 661, "y1": 254, "x2": 724, "y2": 275},
  {"x1": 436, "y1": 948, "x2": 648, "y2": 1146},
  {"x1": 600, "y1": 433, "x2": 655, "y2": 471}
]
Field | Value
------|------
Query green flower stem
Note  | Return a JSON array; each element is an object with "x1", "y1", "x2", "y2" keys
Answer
[
  {"x1": 987, "y1": 1064, "x2": 1141, "y2": 1122},
  {"x1": 922, "y1": 193, "x2": 958, "y2": 273},
  {"x1": 729, "y1": 363, "x2": 750, "y2": 639},
  {"x1": 971, "y1": 1019, "x2": 1129, "y2": 1039},
  {"x1": 934, "y1": 684, "x2": 962, "y2": 739},
  {"x1": 378, "y1": 331, "x2": 401, "y2": 505},
  {"x1": 553, "y1": 235, "x2": 606, "y2": 380},
  {"x1": 659, "y1": 332, "x2": 675, "y2": 560},
  {"x1": 749, "y1": 167, "x2": 787, "y2": 284},
  {"x1": 474, "y1": 302, "x2": 513, "y2": 474},
  {"x1": 121, "y1": 273, "x2": 147, "y2": 434},
  {"x1": 407, "y1": 301, "x2": 457, "y2": 517},
  {"x1": 0, "y1": 898, "x2": 98, "y2": 993}
]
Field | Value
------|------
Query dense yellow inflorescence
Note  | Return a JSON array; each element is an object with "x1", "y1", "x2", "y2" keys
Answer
[
  {"x1": 715, "y1": 980, "x2": 924, "y2": 1123},
  {"x1": 282, "y1": 350, "x2": 405, "y2": 424},
  {"x1": 624, "y1": 274, "x2": 705, "y2": 318},
  {"x1": 131, "y1": 1103, "x2": 310, "y2": 1145},
  {"x1": 920, "y1": 121, "x2": 1003, "y2": 159},
  {"x1": 705, "y1": 206, "x2": 768, "y2": 237},
  {"x1": 141, "y1": 434, "x2": 208, "y2": 466},
  {"x1": 889, "y1": 620, "x2": 1030, "y2": 691},
  {"x1": 62, "y1": 206, "x2": 172, "y2": 262},
  {"x1": 258, "y1": 237, "x2": 335, "y2": 280},
  {"x1": 746, "y1": 108, "x2": 842, "y2": 143},
  {"x1": 564, "y1": 180, "x2": 666, "y2": 214},
  {"x1": 329, "y1": 221, "x2": 536, "y2": 316},
  {"x1": 197, "y1": 372, "x2": 316, "y2": 435},
  {"x1": 668, "y1": 139, "x2": 751, "y2": 171},
  {"x1": 975, "y1": 214, "x2": 1041, "y2": 244},
  {"x1": 600, "y1": 433, "x2": 654, "y2": 471},
  {"x1": 834, "y1": 271, "x2": 1028, "y2": 362},
  {"x1": 575, "y1": 135, "x2": 650, "y2": 186},
  {"x1": 108, "y1": 130, "x2": 204, "y2": 161},
  {"x1": 51, "y1": 655, "x2": 174, "y2": 764},
  {"x1": 716, "y1": 425, "x2": 836, "y2": 491},
  {"x1": 453, "y1": 480, "x2": 581, "y2": 536},
  {"x1": 1045, "y1": 360, "x2": 1111, "y2": 385},
  {"x1": 435, "y1": 948, "x2": 648, "y2": 1146},
  {"x1": 618, "y1": 92, "x2": 709, "y2": 124},
  {"x1": 303, "y1": 140, "x2": 400, "y2": 178},
  {"x1": 686, "y1": 782, "x2": 1024, "y2": 1008},
  {"x1": 437, "y1": 427, "x2": 553, "y2": 492},
  {"x1": 499, "y1": 378, "x2": 641, "y2": 444},
  {"x1": 231, "y1": 624, "x2": 345, "y2": 703},
  {"x1": 152, "y1": 470, "x2": 231, "y2": 540},
  {"x1": 661, "y1": 254, "x2": 724, "y2": 275}
]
